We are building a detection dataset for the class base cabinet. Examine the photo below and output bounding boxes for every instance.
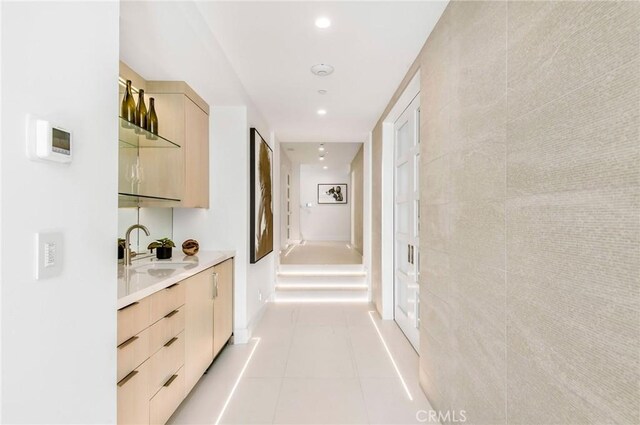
[184,268,215,394]
[117,258,234,425]
[213,259,234,358]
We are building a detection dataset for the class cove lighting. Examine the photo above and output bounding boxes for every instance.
[315,17,331,29]
[214,338,262,425]
[368,311,414,401]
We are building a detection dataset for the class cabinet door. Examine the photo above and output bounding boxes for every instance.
[183,98,209,208]
[184,268,215,395]
[213,259,234,358]
[117,359,150,425]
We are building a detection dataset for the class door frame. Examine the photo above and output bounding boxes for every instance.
[380,71,420,320]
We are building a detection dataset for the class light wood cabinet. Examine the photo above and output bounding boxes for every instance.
[184,268,215,395]
[117,360,150,425]
[117,258,234,425]
[118,62,209,208]
[146,81,210,208]
[213,259,234,358]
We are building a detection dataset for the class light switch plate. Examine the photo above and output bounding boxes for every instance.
[35,232,63,280]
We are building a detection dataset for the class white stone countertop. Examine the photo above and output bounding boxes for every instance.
[117,249,235,309]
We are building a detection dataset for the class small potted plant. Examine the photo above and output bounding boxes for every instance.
[118,238,126,260]
[147,238,175,260]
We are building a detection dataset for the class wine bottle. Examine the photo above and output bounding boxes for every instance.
[136,89,148,130]
[148,97,159,135]
[121,80,136,125]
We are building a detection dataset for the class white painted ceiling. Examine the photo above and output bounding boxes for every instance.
[196,1,448,144]
[282,142,362,166]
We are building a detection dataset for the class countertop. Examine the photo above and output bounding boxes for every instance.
[117,250,235,309]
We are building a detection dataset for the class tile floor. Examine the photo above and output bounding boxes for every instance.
[169,302,437,424]
[280,241,363,265]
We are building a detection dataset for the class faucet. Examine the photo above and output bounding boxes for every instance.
[124,224,150,266]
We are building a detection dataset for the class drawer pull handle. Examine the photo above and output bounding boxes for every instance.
[165,283,179,290]
[164,309,179,318]
[164,374,178,387]
[164,337,178,347]
[117,335,138,349]
[117,370,138,387]
[118,301,139,312]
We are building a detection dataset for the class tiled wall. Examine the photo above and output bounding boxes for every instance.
[372,1,639,423]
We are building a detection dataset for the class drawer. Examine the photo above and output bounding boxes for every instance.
[117,297,150,346]
[148,330,185,398]
[117,326,150,382]
[149,366,185,425]
[149,306,185,356]
[150,283,185,324]
[117,359,150,425]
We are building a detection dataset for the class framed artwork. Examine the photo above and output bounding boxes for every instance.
[250,128,273,263]
[318,183,348,204]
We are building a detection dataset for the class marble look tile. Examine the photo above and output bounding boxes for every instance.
[419,290,450,346]
[421,104,450,164]
[348,324,397,378]
[420,248,450,302]
[506,187,639,424]
[285,325,356,378]
[421,203,450,254]
[507,0,640,120]
[422,154,450,205]
[418,325,451,414]
[421,5,452,118]
[450,141,506,203]
[360,378,436,425]
[219,378,282,424]
[449,200,505,269]
[273,378,368,424]
[507,60,640,198]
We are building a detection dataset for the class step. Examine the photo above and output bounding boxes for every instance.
[273,289,369,303]
[276,283,368,291]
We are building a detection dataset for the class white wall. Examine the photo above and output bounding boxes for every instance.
[1,2,119,423]
[299,164,351,241]
[120,1,276,342]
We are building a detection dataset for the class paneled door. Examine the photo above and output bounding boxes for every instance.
[394,93,420,350]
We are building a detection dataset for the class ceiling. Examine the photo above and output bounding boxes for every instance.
[196,1,448,144]
[282,142,362,167]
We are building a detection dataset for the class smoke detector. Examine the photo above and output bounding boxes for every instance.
[311,64,334,77]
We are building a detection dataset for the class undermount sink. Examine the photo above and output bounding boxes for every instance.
[129,261,196,278]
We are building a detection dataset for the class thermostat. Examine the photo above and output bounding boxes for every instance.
[26,115,72,163]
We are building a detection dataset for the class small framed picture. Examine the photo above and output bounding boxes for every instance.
[318,184,348,204]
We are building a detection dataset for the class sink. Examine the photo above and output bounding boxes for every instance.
[132,262,191,272]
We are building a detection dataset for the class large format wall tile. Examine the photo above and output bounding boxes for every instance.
[420,248,450,302]
[422,203,451,254]
[421,104,450,165]
[506,187,639,423]
[421,6,452,118]
[450,200,505,269]
[451,141,506,203]
[507,0,640,120]
[508,60,640,198]
[422,154,450,205]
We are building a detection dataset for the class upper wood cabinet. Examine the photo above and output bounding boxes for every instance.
[146,82,210,208]
[118,62,210,208]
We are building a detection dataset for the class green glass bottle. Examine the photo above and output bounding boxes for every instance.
[136,89,148,130]
[121,80,136,125]
[148,97,159,135]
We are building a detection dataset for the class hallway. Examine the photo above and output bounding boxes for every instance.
[170,303,436,425]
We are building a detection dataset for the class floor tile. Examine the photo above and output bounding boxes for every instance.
[273,378,368,424]
[285,325,356,378]
[220,378,282,424]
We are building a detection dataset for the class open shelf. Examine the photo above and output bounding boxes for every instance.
[119,192,181,208]
[119,117,180,149]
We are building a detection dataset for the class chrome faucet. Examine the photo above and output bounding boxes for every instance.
[124,224,150,266]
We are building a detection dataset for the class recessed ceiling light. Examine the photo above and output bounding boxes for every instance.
[317,109,327,116]
[319,156,325,161]
[311,64,334,77]
[318,144,325,151]
[323,166,328,170]
[318,89,327,95]
[315,17,331,29]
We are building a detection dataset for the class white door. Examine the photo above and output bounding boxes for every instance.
[394,94,420,350]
